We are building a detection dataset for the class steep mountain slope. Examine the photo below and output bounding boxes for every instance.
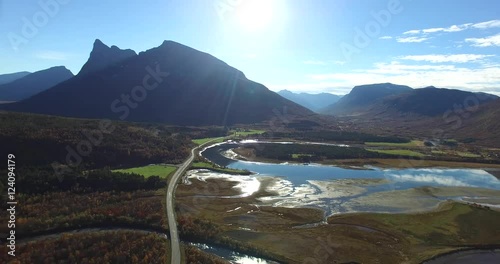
[337,88,500,147]
[278,90,342,112]
[0,67,74,101]
[78,39,137,76]
[2,40,312,125]
[455,99,500,146]
[0,71,31,85]
[322,83,412,116]
[368,87,498,117]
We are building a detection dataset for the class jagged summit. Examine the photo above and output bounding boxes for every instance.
[78,39,137,76]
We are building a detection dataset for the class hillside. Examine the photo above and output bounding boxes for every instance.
[372,87,498,116]
[0,67,74,101]
[339,91,500,147]
[2,40,312,126]
[278,90,341,112]
[322,83,412,116]
[456,99,500,147]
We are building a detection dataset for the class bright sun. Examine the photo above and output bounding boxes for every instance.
[235,0,285,33]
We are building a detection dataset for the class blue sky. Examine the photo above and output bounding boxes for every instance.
[0,0,499,95]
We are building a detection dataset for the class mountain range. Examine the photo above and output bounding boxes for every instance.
[1,40,312,125]
[322,83,498,118]
[0,71,31,85]
[321,83,413,116]
[318,83,500,146]
[278,90,342,112]
[0,39,499,146]
[0,67,74,101]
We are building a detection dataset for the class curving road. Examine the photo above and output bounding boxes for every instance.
[166,138,222,264]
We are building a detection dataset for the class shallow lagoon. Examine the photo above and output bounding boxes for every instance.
[199,142,500,215]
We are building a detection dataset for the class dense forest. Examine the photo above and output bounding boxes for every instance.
[0,112,240,263]
[0,231,170,263]
[8,167,165,195]
[0,112,222,169]
[248,143,392,161]
[0,189,167,236]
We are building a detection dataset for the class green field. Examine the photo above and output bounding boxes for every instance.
[230,129,266,136]
[365,140,424,147]
[113,165,177,178]
[367,149,425,157]
[192,137,225,145]
[455,151,481,158]
[192,130,265,145]
[291,153,313,159]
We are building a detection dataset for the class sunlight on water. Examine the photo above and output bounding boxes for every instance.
[189,243,278,264]
[187,170,261,198]
[197,142,500,215]
[233,256,272,263]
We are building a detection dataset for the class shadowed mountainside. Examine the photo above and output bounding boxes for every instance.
[78,39,137,76]
[321,83,412,115]
[2,40,313,126]
[0,67,74,101]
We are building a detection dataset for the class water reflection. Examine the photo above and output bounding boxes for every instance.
[189,242,279,264]
[186,170,261,198]
[198,142,500,215]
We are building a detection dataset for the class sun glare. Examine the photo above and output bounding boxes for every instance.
[235,0,285,33]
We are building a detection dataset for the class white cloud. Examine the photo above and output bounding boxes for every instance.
[466,34,500,47]
[401,20,500,38]
[399,54,494,63]
[305,61,500,95]
[472,19,500,29]
[423,24,472,34]
[387,173,472,187]
[403,29,421,35]
[403,23,471,35]
[379,36,393,40]
[35,51,72,61]
[396,36,429,43]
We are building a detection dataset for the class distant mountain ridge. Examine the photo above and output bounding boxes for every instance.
[372,87,498,117]
[2,40,312,125]
[0,67,74,101]
[278,90,342,112]
[78,39,137,76]
[321,83,498,118]
[0,72,31,85]
[322,83,412,116]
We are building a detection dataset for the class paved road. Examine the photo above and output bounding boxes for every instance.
[166,138,221,264]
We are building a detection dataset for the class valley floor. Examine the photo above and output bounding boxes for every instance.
[176,172,500,263]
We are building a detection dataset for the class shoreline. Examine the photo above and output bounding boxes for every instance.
[422,247,500,264]
[227,143,500,170]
